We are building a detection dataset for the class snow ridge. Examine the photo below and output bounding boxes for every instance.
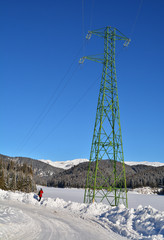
[99,204,164,239]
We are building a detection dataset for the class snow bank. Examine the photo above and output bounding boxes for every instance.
[99,204,164,239]
[0,189,164,239]
[130,187,158,195]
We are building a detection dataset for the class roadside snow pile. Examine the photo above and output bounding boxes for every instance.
[0,189,164,240]
[99,204,164,239]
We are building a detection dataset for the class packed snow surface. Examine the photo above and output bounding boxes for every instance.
[40,158,89,169]
[0,187,164,240]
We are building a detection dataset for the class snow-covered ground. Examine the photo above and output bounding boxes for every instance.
[129,187,162,195]
[0,186,164,240]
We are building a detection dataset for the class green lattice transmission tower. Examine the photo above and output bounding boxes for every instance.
[80,26,130,207]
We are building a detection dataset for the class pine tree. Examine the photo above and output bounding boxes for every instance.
[0,170,6,190]
[10,172,17,190]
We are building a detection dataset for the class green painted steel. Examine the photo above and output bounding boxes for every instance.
[82,26,130,207]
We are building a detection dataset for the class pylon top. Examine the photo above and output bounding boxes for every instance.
[86,26,130,45]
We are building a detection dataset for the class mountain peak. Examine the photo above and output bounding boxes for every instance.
[39,159,89,170]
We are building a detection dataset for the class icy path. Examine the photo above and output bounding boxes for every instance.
[0,200,122,240]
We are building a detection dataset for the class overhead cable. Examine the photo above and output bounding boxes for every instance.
[27,73,101,155]
[16,42,88,154]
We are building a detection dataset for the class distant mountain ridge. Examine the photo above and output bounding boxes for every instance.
[1,154,164,190]
[48,160,164,189]
[40,158,164,169]
[125,161,164,167]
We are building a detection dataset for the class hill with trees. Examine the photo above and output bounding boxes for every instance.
[47,160,164,190]
[1,154,164,193]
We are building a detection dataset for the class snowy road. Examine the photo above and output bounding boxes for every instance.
[0,200,122,240]
[0,188,164,240]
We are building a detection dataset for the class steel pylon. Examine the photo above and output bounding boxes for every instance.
[81,27,130,207]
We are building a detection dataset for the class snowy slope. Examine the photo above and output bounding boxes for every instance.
[125,161,164,167]
[40,158,89,169]
[0,187,164,240]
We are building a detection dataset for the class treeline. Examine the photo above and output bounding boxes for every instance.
[0,159,36,192]
[126,165,164,189]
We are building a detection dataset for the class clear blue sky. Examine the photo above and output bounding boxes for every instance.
[1,0,164,163]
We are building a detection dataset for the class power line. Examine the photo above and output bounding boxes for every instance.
[18,64,80,154]
[82,0,85,56]
[89,0,95,31]
[130,0,144,37]
[16,43,87,154]
[27,73,101,155]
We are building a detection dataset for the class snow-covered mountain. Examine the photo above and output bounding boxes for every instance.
[40,158,89,170]
[125,161,164,167]
[40,158,164,169]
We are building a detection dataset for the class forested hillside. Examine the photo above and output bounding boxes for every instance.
[0,158,36,192]
[47,160,164,189]
[0,154,64,186]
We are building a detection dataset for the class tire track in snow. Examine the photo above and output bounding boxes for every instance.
[0,200,118,240]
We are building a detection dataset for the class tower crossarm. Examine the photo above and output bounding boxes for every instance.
[79,54,104,64]
[86,27,130,45]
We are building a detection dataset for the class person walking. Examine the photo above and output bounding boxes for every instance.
[38,188,43,202]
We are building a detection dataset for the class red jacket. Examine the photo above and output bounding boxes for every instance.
[38,189,43,197]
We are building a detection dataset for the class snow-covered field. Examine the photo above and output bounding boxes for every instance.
[0,186,164,240]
